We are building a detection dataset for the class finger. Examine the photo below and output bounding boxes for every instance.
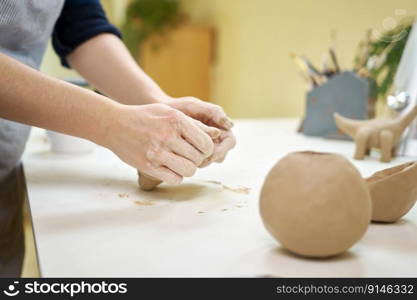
[198,131,236,168]
[159,151,197,177]
[168,138,205,165]
[137,171,162,191]
[198,157,212,168]
[217,116,234,130]
[146,166,183,185]
[212,132,236,163]
[194,120,221,139]
[206,105,234,130]
[179,117,214,157]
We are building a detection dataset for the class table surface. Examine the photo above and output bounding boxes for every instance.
[23,119,417,277]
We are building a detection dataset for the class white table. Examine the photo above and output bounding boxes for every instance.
[23,119,417,277]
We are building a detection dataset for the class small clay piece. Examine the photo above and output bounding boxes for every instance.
[366,161,417,223]
[260,151,371,258]
[138,171,162,191]
[334,104,417,162]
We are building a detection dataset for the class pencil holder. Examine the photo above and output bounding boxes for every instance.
[301,71,376,139]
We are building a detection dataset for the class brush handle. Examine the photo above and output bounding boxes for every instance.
[329,48,340,73]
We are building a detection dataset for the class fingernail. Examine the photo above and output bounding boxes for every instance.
[220,117,234,129]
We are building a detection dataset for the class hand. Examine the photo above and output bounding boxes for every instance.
[161,96,236,168]
[200,129,236,167]
[101,103,220,185]
[162,96,234,130]
[138,128,236,191]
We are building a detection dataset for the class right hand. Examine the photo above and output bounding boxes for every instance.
[101,103,220,184]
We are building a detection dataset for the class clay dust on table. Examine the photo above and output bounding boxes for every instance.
[204,180,251,194]
[134,200,154,206]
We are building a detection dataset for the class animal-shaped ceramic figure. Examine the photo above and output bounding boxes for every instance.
[334,104,417,162]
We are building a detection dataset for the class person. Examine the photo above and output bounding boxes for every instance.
[0,0,236,277]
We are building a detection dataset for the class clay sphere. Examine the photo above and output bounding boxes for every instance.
[366,161,417,223]
[260,151,372,258]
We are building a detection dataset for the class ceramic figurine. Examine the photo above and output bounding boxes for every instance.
[334,104,417,162]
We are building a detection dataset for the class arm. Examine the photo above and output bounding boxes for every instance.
[52,1,231,127]
[68,34,236,164]
[0,53,216,184]
[67,33,168,106]
[52,0,235,168]
[0,53,113,144]
[67,34,233,128]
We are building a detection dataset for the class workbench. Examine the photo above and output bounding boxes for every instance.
[22,119,417,277]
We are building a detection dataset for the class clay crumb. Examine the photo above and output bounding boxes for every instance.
[205,180,251,194]
[222,185,251,194]
[118,193,129,198]
[221,208,228,212]
[206,180,222,185]
[134,200,154,206]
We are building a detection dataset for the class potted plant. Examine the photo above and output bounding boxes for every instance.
[121,0,185,57]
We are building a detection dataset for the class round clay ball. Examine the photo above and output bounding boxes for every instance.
[260,151,371,258]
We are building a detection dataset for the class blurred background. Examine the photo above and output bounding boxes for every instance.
[41,0,417,118]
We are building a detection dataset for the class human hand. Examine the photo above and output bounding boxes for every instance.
[136,97,236,190]
[162,96,236,168]
[162,96,234,130]
[101,103,219,185]
[138,129,236,191]
[200,129,236,168]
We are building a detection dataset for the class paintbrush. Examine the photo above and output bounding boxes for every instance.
[321,53,336,77]
[300,55,322,76]
[329,29,341,73]
[290,52,328,86]
[289,52,318,86]
[356,29,372,71]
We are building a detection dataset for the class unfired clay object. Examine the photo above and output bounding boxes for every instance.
[366,161,417,223]
[334,104,417,162]
[138,171,162,191]
[260,151,372,258]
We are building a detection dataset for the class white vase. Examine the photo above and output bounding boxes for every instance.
[46,130,95,154]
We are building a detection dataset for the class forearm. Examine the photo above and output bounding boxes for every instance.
[67,33,168,105]
[0,53,117,144]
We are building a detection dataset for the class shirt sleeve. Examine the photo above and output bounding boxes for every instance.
[52,0,122,68]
